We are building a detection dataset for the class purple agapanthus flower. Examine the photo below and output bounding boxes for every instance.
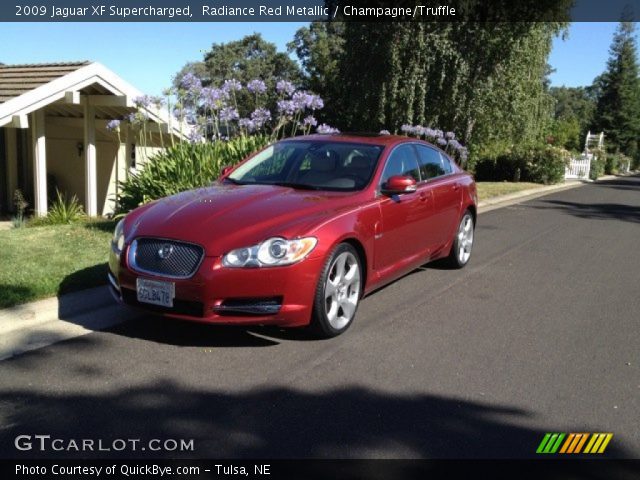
[187,129,204,144]
[448,139,462,150]
[277,99,297,116]
[302,115,318,127]
[436,138,447,146]
[316,123,340,134]
[379,130,391,135]
[201,87,227,110]
[239,118,256,132]
[400,124,415,134]
[307,94,324,110]
[222,79,242,94]
[423,127,437,138]
[445,131,456,140]
[250,108,271,127]
[276,80,295,96]
[106,119,121,131]
[219,107,239,122]
[133,95,152,109]
[179,73,202,94]
[247,79,267,94]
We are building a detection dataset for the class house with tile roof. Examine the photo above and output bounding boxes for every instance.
[0,61,183,217]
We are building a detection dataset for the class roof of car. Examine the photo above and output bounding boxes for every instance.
[286,133,412,146]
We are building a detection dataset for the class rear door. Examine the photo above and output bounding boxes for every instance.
[414,145,462,248]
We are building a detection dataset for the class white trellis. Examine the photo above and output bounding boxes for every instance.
[565,131,604,180]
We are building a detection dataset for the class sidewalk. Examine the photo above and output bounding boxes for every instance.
[0,285,136,360]
[0,173,632,361]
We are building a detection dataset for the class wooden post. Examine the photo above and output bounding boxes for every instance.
[5,128,18,211]
[84,102,97,217]
[32,110,47,217]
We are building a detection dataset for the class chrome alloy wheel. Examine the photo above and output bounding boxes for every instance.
[324,251,361,330]
[457,213,474,265]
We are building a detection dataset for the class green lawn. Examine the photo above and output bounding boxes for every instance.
[476,182,543,201]
[0,220,115,309]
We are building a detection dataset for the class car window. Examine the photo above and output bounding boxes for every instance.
[380,145,421,186]
[415,145,447,180]
[228,141,384,191]
[440,153,453,174]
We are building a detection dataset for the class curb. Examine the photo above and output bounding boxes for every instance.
[0,286,137,361]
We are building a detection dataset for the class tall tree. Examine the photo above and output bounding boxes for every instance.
[288,22,345,124]
[329,21,565,152]
[592,21,640,158]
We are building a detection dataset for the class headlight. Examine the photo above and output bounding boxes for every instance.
[112,219,125,255]
[223,237,317,268]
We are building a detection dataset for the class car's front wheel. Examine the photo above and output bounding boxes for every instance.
[311,243,362,337]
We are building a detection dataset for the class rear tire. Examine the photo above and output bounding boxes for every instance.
[310,243,362,338]
[446,210,474,268]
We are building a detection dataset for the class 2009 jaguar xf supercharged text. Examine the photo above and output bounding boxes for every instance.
[108,134,477,337]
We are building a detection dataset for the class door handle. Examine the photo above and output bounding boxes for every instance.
[452,184,460,191]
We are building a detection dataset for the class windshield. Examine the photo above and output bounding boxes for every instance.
[227,140,384,191]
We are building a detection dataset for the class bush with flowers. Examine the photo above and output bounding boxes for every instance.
[114,74,341,212]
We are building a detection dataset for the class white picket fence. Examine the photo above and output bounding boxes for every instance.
[565,154,591,180]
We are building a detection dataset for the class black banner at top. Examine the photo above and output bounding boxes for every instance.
[1,0,640,22]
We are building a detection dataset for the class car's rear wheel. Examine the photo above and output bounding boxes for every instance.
[447,210,474,268]
[311,243,362,337]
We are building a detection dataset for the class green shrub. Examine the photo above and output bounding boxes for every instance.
[117,135,271,212]
[473,145,569,184]
[604,153,632,174]
[589,156,605,180]
[29,190,85,226]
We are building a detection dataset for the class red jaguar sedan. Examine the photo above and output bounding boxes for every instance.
[109,134,477,337]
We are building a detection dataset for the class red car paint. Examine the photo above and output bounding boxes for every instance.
[108,134,477,327]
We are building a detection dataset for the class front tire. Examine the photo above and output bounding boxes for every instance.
[311,243,362,338]
[447,210,474,268]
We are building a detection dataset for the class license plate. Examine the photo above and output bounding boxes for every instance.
[136,278,175,308]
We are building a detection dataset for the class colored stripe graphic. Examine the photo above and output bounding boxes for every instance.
[583,433,614,454]
[536,433,565,454]
[538,433,613,454]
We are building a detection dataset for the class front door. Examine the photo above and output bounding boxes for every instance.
[374,144,432,276]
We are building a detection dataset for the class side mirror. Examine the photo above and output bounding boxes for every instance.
[381,175,417,195]
[219,165,234,179]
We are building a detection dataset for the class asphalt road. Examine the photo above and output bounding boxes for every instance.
[0,176,638,460]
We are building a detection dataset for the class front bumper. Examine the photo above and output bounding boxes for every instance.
[108,244,323,327]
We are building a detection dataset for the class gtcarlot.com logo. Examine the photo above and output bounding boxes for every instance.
[14,435,195,452]
[536,432,613,454]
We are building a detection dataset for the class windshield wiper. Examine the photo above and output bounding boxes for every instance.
[270,181,321,190]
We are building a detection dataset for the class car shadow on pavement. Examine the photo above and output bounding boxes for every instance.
[0,377,636,468]
[105,316,283,347]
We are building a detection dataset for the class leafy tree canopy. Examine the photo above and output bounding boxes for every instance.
[592,21,640,158]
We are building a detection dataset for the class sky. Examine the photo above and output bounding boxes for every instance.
[0,22,631,96]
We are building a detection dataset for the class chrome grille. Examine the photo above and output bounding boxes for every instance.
[129,238,204,278]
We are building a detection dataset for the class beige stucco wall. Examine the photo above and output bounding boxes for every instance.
[45,120,164,215]
[2,118,172,216]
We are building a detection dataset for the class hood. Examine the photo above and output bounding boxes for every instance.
[125,184,361,256]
